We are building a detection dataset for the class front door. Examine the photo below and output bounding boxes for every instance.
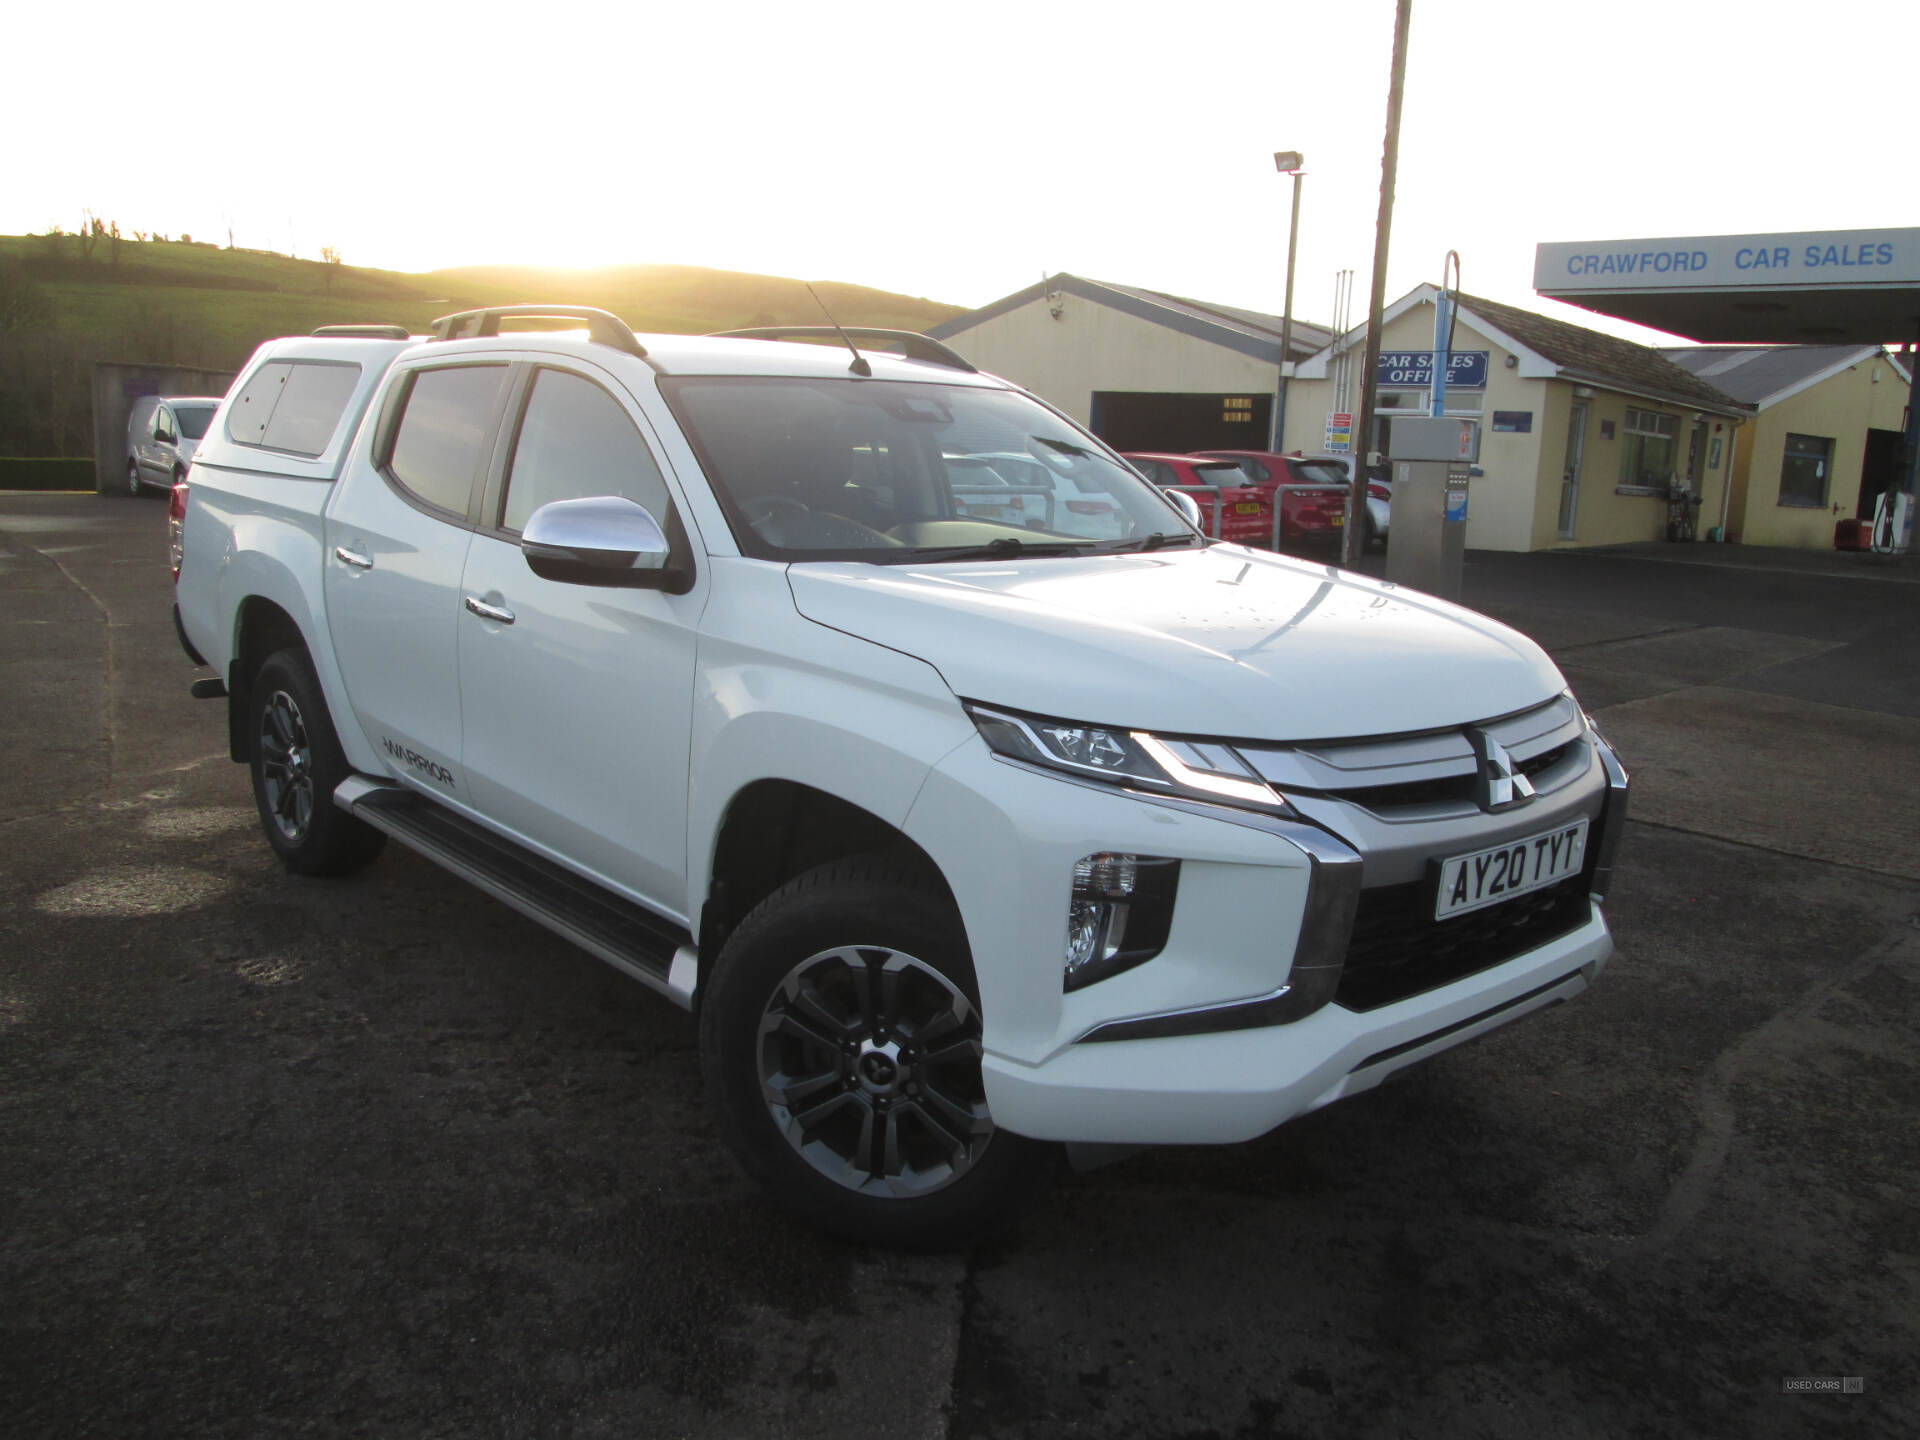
[324,361,512,798]
[1558,401,1588,539]
[455,362,702,915]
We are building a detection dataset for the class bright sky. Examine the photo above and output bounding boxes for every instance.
[8,0,1915,345]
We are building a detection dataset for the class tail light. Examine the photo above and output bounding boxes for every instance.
[168,481,188,581]
[1066,500,1112,514]
[1368,483,1390,502]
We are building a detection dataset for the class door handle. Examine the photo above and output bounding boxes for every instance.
[465,595,515,625]
[334,545,373,569]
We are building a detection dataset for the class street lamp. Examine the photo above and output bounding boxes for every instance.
[1271,151,1304,453]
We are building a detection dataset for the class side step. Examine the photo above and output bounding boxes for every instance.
[335,777,698,1009]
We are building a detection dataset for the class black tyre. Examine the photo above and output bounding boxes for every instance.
[699,857,1056,1248]
[248,649,386,876]
[126,461,144,497]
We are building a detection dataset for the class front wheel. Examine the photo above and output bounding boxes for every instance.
[126,461,144,497]
[699,858,1056,1247]
[248,649,386,876]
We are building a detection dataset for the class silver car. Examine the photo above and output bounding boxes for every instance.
[127,396,221,496]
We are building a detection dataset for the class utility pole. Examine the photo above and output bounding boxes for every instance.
[1347,0,1414,569]
[1271,152,1305,452]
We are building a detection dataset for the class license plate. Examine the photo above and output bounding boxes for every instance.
[1435,819,1589,920]
[1235,502,1262,515]
[1329,513,1344,526]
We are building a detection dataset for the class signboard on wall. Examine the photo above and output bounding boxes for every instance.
[1324,411,1352,452]
[1375,351,1489,388]
[1491,411,1533,433]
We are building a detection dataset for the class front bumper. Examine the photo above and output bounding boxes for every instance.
[982,905,1609,1144]
[905,713,1629,1149]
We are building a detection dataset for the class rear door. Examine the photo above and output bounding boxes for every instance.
[454,360,703,913]
[324,360,514,800]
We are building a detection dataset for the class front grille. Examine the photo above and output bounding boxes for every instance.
[1334,872,1592,1012]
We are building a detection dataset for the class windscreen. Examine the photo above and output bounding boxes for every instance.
[661,377,1197,561]
[173,405,216,440]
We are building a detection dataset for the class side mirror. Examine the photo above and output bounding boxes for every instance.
[520,496,686,590]
[1168,489,1204,530]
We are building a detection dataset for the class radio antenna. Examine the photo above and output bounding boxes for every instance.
[805,283,871,377]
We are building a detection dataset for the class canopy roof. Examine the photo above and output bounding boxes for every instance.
[1535,229,1920,344]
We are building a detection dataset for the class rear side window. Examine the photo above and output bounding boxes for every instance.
[224,360,363,457]
[499,369,673,533]
[386,365,510,517]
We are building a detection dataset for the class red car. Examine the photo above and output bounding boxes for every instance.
[1193,450,1361,550]
[1120,453,1273,545]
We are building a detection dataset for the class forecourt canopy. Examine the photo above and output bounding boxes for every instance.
[1534,228,1920,344]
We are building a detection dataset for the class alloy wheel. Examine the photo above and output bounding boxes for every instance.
[258,690,315,841]
[757,945,993,1198]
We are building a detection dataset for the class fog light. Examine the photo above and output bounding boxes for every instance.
[1064,853,1179,992]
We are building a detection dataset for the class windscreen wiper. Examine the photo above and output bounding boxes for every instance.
[883,535,1100,563]
[1097,531,1204,554]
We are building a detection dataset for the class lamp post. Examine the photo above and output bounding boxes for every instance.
[1271,151,1304,454]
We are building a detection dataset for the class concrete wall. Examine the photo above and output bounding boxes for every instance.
[936,292,1279,427]
[1732,352,1910,548]
[91,363,237,496]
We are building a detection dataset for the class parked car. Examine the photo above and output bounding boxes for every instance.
[126,395,221,496]
[173,309,1627,1246]
[1120,453,1268,543]
[1290,452,1394,549]
[945,449,1128,540]
[1193,450,1374,552]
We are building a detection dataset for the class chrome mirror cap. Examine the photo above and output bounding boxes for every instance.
[521,496,670,572]
[1168,490,1204,531]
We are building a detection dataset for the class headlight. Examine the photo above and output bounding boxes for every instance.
[965,703,1292,816]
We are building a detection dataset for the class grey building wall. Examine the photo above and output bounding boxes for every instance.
[92,363,237,495]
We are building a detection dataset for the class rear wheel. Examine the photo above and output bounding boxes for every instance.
[699,858,1056,1247]
[248,649,386,876]
[126,461,144,497]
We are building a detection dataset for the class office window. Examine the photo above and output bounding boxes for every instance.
[1619,407,1677,490]
[1777,433,1833,508]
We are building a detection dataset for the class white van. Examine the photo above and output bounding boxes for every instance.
[126,396,222,496]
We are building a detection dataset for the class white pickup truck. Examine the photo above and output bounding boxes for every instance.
[173,306,1628,1245]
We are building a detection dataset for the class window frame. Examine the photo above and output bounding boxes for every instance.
[1776,432,1835,510]
[482,362,679,542]
[1616,406,1680,496]
[373,360,516,529]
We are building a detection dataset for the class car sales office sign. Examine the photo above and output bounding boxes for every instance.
[1376,351,1489,388]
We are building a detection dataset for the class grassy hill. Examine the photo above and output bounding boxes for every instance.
[0,233,964,366]
[0,234,968,457]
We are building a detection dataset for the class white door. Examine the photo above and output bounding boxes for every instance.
[455,364,702,913]
[324,362,512,797]
[1558,401,1588,540]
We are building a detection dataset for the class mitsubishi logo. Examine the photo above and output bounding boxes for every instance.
[1467,730,1536,812]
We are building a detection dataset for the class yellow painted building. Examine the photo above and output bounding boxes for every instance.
[1661,346,1912,547]
[1287,287,1753,550]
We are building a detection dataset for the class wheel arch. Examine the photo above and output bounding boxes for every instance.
[697,778,960,981]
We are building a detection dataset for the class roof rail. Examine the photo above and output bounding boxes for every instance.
[430,305,649,360]
[708,326,976,373]
[311,324,411,340]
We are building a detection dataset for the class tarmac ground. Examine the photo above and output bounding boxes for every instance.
[3,492,1916,1438]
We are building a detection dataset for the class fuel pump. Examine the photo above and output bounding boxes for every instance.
[1382,416,1481,601]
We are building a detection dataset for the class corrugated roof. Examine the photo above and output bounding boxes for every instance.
[928,272,1329,364]
[1657,344,1878,406]
[1453,291,1748,413]
[1091,280,1334,354]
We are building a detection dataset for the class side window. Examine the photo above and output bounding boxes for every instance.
[386,365,510,517]
[226,363,292,446]
[224,360,365,457]
[154,407,174,442]
[261,363,361,457]
[499,369,673,534]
